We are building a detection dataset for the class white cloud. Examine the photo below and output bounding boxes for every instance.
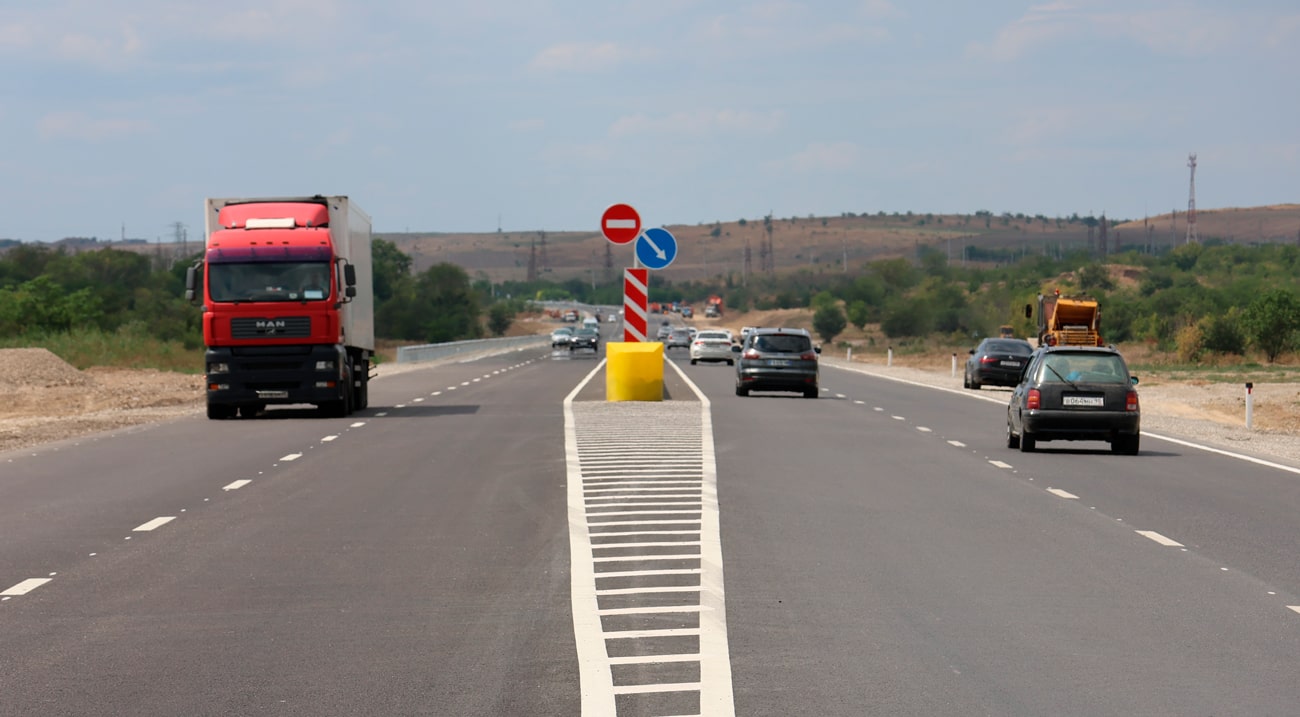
[970,1,1263,61]
[529,42,645,73]
[38,111,152,141]
[510,118,545,132]
[860,0,903,20]
[608,110,785,138]
[786,142,863,172]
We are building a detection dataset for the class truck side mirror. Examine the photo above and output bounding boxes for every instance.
[344,264,357,287]
[345,286,357,298]
[184,265,198,303]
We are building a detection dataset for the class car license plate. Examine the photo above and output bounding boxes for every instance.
[1000,360,1021,368]
[768,359,791,367]
[256,390,289,399]
[1063,395,1104,407]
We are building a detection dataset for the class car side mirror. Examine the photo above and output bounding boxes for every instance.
[1130,376,1139,385]
[731,344,741,353]
[814,346,821,354]
[968,348,976,355]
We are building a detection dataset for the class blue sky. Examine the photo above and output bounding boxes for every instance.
[1,0,1296,241]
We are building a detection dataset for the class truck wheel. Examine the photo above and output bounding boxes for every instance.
[207,403,235,420]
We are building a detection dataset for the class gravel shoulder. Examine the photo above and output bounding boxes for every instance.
[3,347,1298,469]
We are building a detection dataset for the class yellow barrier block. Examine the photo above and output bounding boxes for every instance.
[605,342,664,402]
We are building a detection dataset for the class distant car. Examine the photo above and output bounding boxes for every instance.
[965,338,1034,389]
[607,314,617,323]
[570,327,599,351]
[656,322,673,341]
[1006,345,1141,455]
[550,327,573,348]
[690,330,735,365]
[734,327,820,398]
[681,306,694,318]
[666,327,692,349]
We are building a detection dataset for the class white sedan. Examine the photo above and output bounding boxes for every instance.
[689,330,736,365]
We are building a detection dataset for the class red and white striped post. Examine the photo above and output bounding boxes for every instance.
[623,268,648,342]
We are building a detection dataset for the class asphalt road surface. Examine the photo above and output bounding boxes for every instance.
[3,328,1299,716]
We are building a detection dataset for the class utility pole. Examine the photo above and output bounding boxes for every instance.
[1186,153,1199,244]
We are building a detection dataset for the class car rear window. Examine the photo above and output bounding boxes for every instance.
[753,334,811,353]
[1039,353,1128,383]
[986,340,1032,354]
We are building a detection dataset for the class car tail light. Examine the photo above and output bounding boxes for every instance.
[1126,390,1139,412]
[980,356,998,364]
[800,351,817,361]
[743,349,761,359]
[693,341,703,347]
[1027,388,1041,410]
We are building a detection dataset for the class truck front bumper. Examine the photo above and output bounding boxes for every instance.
[205,344,347,407]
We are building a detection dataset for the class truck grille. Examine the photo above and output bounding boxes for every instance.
[231,316,312,339]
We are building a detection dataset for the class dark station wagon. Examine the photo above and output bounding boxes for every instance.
[734,328,820,398]
[1006,346,1141,454]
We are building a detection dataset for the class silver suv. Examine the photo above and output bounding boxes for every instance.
[734,327,820,398]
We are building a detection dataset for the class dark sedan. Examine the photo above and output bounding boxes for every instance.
[965,338,1034,389]
[569,327,599,351]
[1006,346,1141,455]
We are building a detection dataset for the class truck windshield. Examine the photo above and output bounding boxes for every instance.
[208,262,331,303]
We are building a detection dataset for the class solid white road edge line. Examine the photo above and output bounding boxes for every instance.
[827,361,1300,475]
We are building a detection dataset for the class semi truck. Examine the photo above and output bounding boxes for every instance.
[185,195,374,419]
[1033,290,1103,347]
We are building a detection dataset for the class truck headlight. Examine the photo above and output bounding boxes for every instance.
[315,360,335,371]
[207,362,230,374]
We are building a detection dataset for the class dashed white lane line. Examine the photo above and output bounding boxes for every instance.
[835,393,846,399]
[1136,530,1184,547]
[1047,488,1079,499]
[222,480,252,491]
[989,460,1014,469]
[917,426,932,433]
[280,453,303,461]
[1288,606,1300,615]
[473,378,482,383]
[431,391,442,396]
[947,440,966,447]
[2,578,52,597]
[376,412,389,417]
[447,387,457,391]
[133,516,176,532]
[413,397,425,402]
[460,381,471,386]
[891,415,905,421]
[349,421,366,428]
[395,404,407,408]
[853,400,865,405]
[322,435,339,442]
[873,407,883,412]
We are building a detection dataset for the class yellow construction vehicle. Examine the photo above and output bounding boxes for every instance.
[1030,289,1103,347]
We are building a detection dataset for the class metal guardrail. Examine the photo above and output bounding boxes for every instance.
[395,334,550,364]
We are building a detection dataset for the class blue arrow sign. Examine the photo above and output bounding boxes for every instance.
[636,227,678,270]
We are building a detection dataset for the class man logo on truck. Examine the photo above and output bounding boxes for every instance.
[256,320,288,329]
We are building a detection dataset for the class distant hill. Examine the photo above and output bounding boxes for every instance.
[52,205,1300,283]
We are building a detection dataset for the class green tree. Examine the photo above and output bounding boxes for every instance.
[372,238,413,304]
[1077,263,1114,292]
[812,305,846,343]
[846,300,870,330]
[880,298,933,338]
[1199,308,1246,355]
[487,302,513,336]
[810,291,836,311]
[1242,289,1300,362]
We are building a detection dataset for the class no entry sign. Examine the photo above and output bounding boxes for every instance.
[601,204,641,245]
